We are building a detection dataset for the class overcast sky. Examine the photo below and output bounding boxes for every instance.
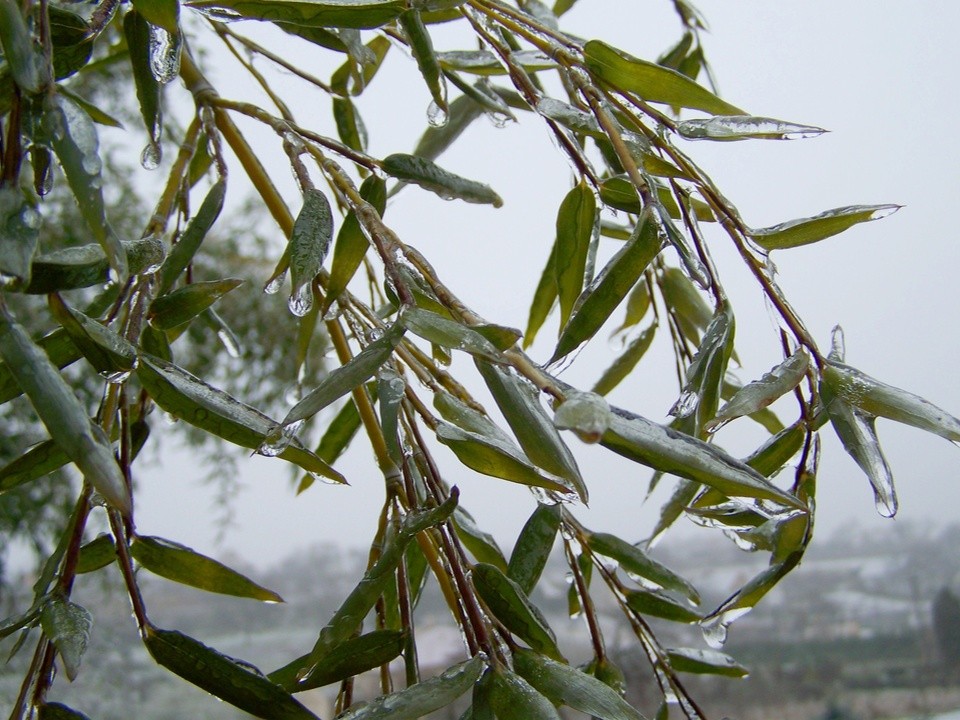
[126,1,960,570]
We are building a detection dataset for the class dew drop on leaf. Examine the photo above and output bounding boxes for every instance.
[287,284,314,317]
[141,142,161,170]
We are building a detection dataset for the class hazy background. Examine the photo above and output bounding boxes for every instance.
[127,2,960,570]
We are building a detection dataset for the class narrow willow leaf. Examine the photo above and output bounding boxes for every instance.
[623,587,701,623]
[377,367,405,464]
[598,177,714,221]
[185,0,404,28]
[38,703,92,720]
[444,72,514,121]
[330,34,390,95]
[382,153,502,207]
[332,96,367,153]
[745,422,807,477]
[453,506,508,571]
[144,626,317,720]
[552,210,661,362]
[76,534,116,574]
[474,323,522,351]
[23,236,165,294]
[555,180,597,328]
[0,187,41,289]
[476,360,585,499]
[592,324,656,396]
[0,0,42,92]
[678,115,825,141]
[148,278,243,330]
[437,49,556,76]
[708,351,809,432]
[671,304,735,436]
[131,0,180,32]
[315,385,377,465]
[399,9,446,114]
[507,503,561,595]
[323,175,386,314]
[601,406,804,509]
[131,535,284,602]
[554,391,613,444]
[666,647,748,677]
[124,10,162,162]
[435,421,572,494]
[136,354,344,483]
[513,648,645,720]
[468,668,496,720]
[433,390,512,442]
[820,381,897,517]
[660,266,711,338]
[269,630,406,692]
[472,563,563,661]
[44,94,127,280]
[281,322,404,427]
[338,656,484,720]
[0,309,130,514]
[524,243,557,349]
[413,92,484,162]
[750,204,901,251]
[613,280,651,335]
[647,478,699,544]
[288,189,334,317]
[400,306,501,361]
[489,668,562,720]
[823,360,960,442]
[158,179,227,294]
[586,531,699,603]
[584,40,744,115]
[48,294,136,375]
[40,598,92,681]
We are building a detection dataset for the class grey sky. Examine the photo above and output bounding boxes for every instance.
[130,2,960,569]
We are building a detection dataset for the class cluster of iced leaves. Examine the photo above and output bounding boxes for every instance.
[2,0,959,719]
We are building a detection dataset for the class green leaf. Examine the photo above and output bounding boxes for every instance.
[136,354,344,483]
[677,115,825,141]
[184,0,405,28]
[623,587,701,623]
[38,703,93,720]
[40,597,92,681]
[48,293,137,375]
[281,322,404,427]
[382,153,502,207]
[400,306,502,361]
[124,10,162,162]
[22,236,165,295]
[399,9,446,115]
[338,656,484,720]
[143,626,317,720]
[0,187,41,289]
[555,180,597,328]
[524,243,557,349]
[131,0,180,32]
[435,421,573,494]
[330,34,390,95]
[453,506,508,571]
[0,0,42,92]
[749,204,901,251]
[584,40,744,115]
[552,210,661,362]
[472,563,563,661]
[0,308,131,514]
[513,648,646,720]
[159,179,227,294]
[745,421,807,477]
[288,189,334,317]
[592,324,656,396]
[413,92,484,162]
[601,406,804,509]
[659,266,711,339]
[269,630,406,692]
[148,278,243,330]
[489,667,562,720]
[476,359,585,499]
[666,647,748,678]
[332,96,367,153]
[76,534,116,574]
[323,175,385,313]
[131,535,284,602]
[44,93,127,280]
[708,350,809,432]
[507,503,561,594]
[377,367,405,464]
[586,531,699,603]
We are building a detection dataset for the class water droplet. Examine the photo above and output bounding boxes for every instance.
[669,390,700,419]
[700,608,750,648]
[141,142,161,170]
[263,273,285,295]
[258,420,303,457]
[216,329,242,359]
[869,205,901,220]
[427,100,448,128]
[163,412,180,425]
[322,301,341,322]
[367,328,384,342]
[486,111,511,129]
[306,470,341,487]
[829,325,845,362]
[148,25,181,84]
[287,284,313,317]
[100,369,132,384]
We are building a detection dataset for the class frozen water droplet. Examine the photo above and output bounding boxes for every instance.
[486,111,511,129]
[141,142,161,170]
[307,470,340,486]
[829,325,845,362]
[701,608,750,648]
[868,205,901,220]
[263,273,285,295]
[367,328,384,342]
[163,412,180,425]
[287,284,313,317]
[216,329,242,359]
[148,25,181,84]
[554,391,612,443]
[258,420,303,457]
[322,301,341,322]
[669,390,700,419]
[107,266,121,284]
[100,369,132,384]
[427,100,448,128]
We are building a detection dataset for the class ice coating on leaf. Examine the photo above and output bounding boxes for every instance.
[677,115,826,141]
[554,391,612,443]
[750,204,901,251]
[707,349,809,432]
[39,598,92,681]
[666,647,748,677]
[829,325,845,362]
[148,24,181,84]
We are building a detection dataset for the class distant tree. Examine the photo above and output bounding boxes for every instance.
[3,1,960,719]
[933,586,960,669]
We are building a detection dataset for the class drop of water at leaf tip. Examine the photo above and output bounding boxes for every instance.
[426,100,449,128]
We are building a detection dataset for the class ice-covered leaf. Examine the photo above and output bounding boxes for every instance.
[40,597,92,681]
[184,0,405,28]
[131,0,180,32]
[555,180,597,328]
[750,204,901,251]
[382,153,502,207]
[399,9,446,116]
[76,534,117,574]
[554,390,612,444]
[288,189,333,317]
[124,10,162,164]
[489,668,562,720]
[623,587,701,624]
[666,647,748,677]
[671,304,735,436]
[158,179,227,293]
[512,648,645,720]
[507,503,561,594]
[22,236,164,294]
[584,40,744,115]
[48,294,136,375]
[437,49,555,76]
[524,244,557,349]
[269,630,405,692]
[131,535,284,602]
[586,531,699,603]
[677,115,825,141]
[592,324,656,396]
[453,506,508,570]
[401,307,501,361]
[0,187,41,289]
[413,92,484,162]
[0,0,42,92]
[708,351,808,431]
[148,278,243,330]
